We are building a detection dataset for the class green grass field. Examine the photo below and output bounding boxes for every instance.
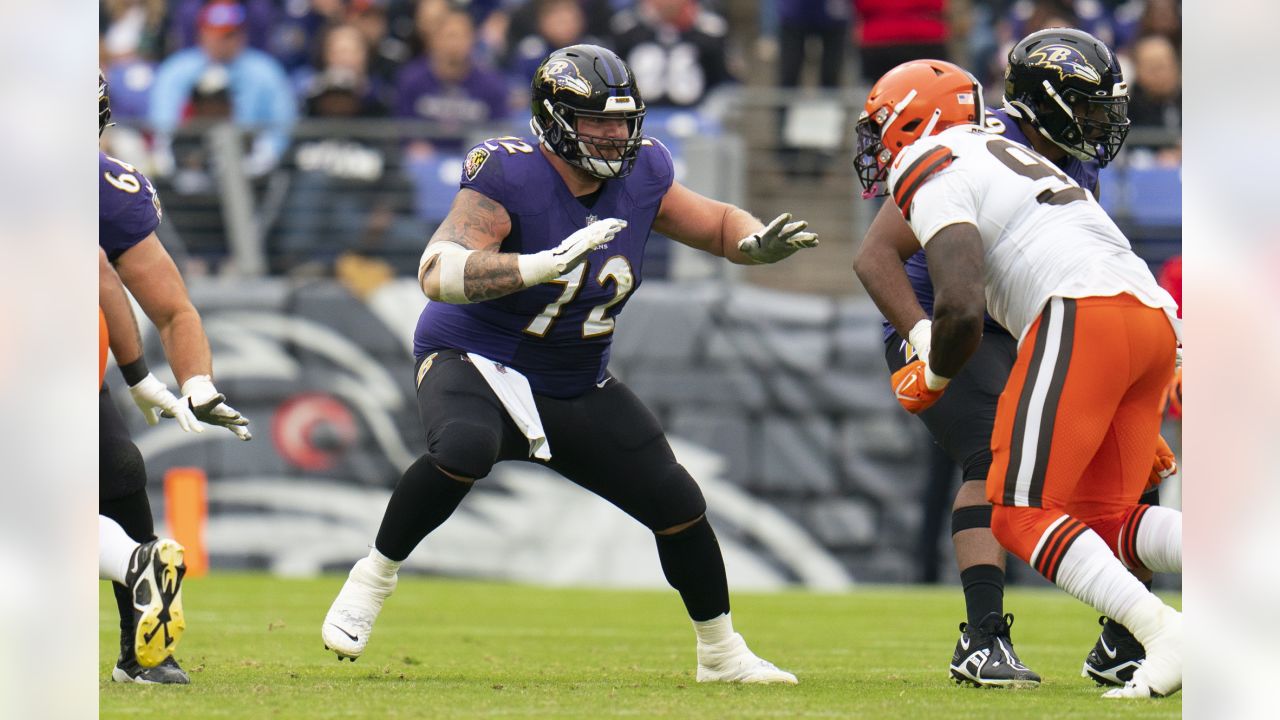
[99,574,1180,719]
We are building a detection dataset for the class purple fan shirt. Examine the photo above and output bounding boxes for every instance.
[414,136,675,398]
[394,60,509,139]
[99,152,162,260]
[883,107,1101,341]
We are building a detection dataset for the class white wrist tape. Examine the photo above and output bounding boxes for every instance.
[419,242,473,303]
[923,365,950,391]
[907,318,933,365]
[517,251,559,288]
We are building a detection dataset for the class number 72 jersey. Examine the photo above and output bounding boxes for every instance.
[414,135,676,399]
[888,124,1178,343]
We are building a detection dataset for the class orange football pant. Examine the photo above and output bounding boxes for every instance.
[99,305,109,388]
[985,294,1176,578]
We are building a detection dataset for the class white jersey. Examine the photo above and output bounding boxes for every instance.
[888,124,1180,343]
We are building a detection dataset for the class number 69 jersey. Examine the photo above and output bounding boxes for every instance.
[413,135,675,399]
[889,125,1179,344]
[99,151,162,260]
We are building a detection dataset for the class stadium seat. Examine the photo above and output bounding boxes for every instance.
[406,155,464,224]
[1126,167,1182,228]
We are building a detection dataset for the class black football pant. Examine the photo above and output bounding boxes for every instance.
[374,349,729,621]
[99,385,156,644]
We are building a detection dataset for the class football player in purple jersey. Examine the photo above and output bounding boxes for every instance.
[852,29,1161,688]
[99,70,251,684]
[323,44,817,684]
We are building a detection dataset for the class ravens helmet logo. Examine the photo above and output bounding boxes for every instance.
[537,59,593,98]
[1026,45,1103,85]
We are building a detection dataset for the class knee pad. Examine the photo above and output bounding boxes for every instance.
[646,463,707,532]
[99,438,147,501]
[430,421,502,480]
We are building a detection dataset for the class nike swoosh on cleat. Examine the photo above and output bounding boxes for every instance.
[1099,636,1118,659]
[328,624,359,642]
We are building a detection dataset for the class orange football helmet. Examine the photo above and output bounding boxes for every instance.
[855,59,984,197]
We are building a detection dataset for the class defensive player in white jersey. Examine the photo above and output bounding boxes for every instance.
[855,60,1182,699]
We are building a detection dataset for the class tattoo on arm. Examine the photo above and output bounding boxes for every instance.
[462,252,525,302]
[422,189,525,302]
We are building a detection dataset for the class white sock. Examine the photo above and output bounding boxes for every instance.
[693,613,735,645]
[99,515,139,584]
[1053,527,1166,639]
[364,547,401,582]
[1133,506,1181,573]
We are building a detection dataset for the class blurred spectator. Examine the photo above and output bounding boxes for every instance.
[1127,34,1180,131]
[275,81,423,273]
[777,0,849,89]
[852,0,949,84]
[169,0,279,54]
[267,0,348,76]
[301,23,390,117]
[611,0,736,108]
[1114,0,1180,54]
[100,0,169,61]
[505,0,602,85]
[394,3,509,151]
[350,0,414,89]
[506,0,616,59]
[149,0,298,177]
[1004,0,1112,46]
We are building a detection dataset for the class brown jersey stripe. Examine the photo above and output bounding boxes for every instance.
[1032,516,1074,576]
[1002,304,1054,505]
[1024,298,1077,507]
[1121,504,1151,568]
[1044,522,1089,583]
[892,147,954,219]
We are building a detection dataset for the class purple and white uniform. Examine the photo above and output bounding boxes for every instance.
[99,152,163,260]
[414,136,674,398]
[883,108,1101,341]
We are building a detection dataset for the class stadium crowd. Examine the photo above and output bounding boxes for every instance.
[101,0,1180,170]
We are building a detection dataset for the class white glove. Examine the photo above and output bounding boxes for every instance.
[129,373,202,433]
[907,318,932,367]
[736,213,819,264]
[166,375,252,440]
[518,218,627,286]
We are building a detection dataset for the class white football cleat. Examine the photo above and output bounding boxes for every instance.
[1103,606,1181,699]
[696,633,798,684]
[321,557,397,661]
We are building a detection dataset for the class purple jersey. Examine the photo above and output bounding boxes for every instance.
[394,60,508,140]
[884,108,1101,341]
[99,152,162,261]
[414,136,675,398]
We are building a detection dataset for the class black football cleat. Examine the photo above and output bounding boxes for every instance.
[1083,616,1146,686]
[124,538,187,668]
[112,651,191,684]
[949,612,1042,688]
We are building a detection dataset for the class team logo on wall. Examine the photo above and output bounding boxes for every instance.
[538,59,593,97]
[1026,44,1102,84]
[463,147,490,181]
